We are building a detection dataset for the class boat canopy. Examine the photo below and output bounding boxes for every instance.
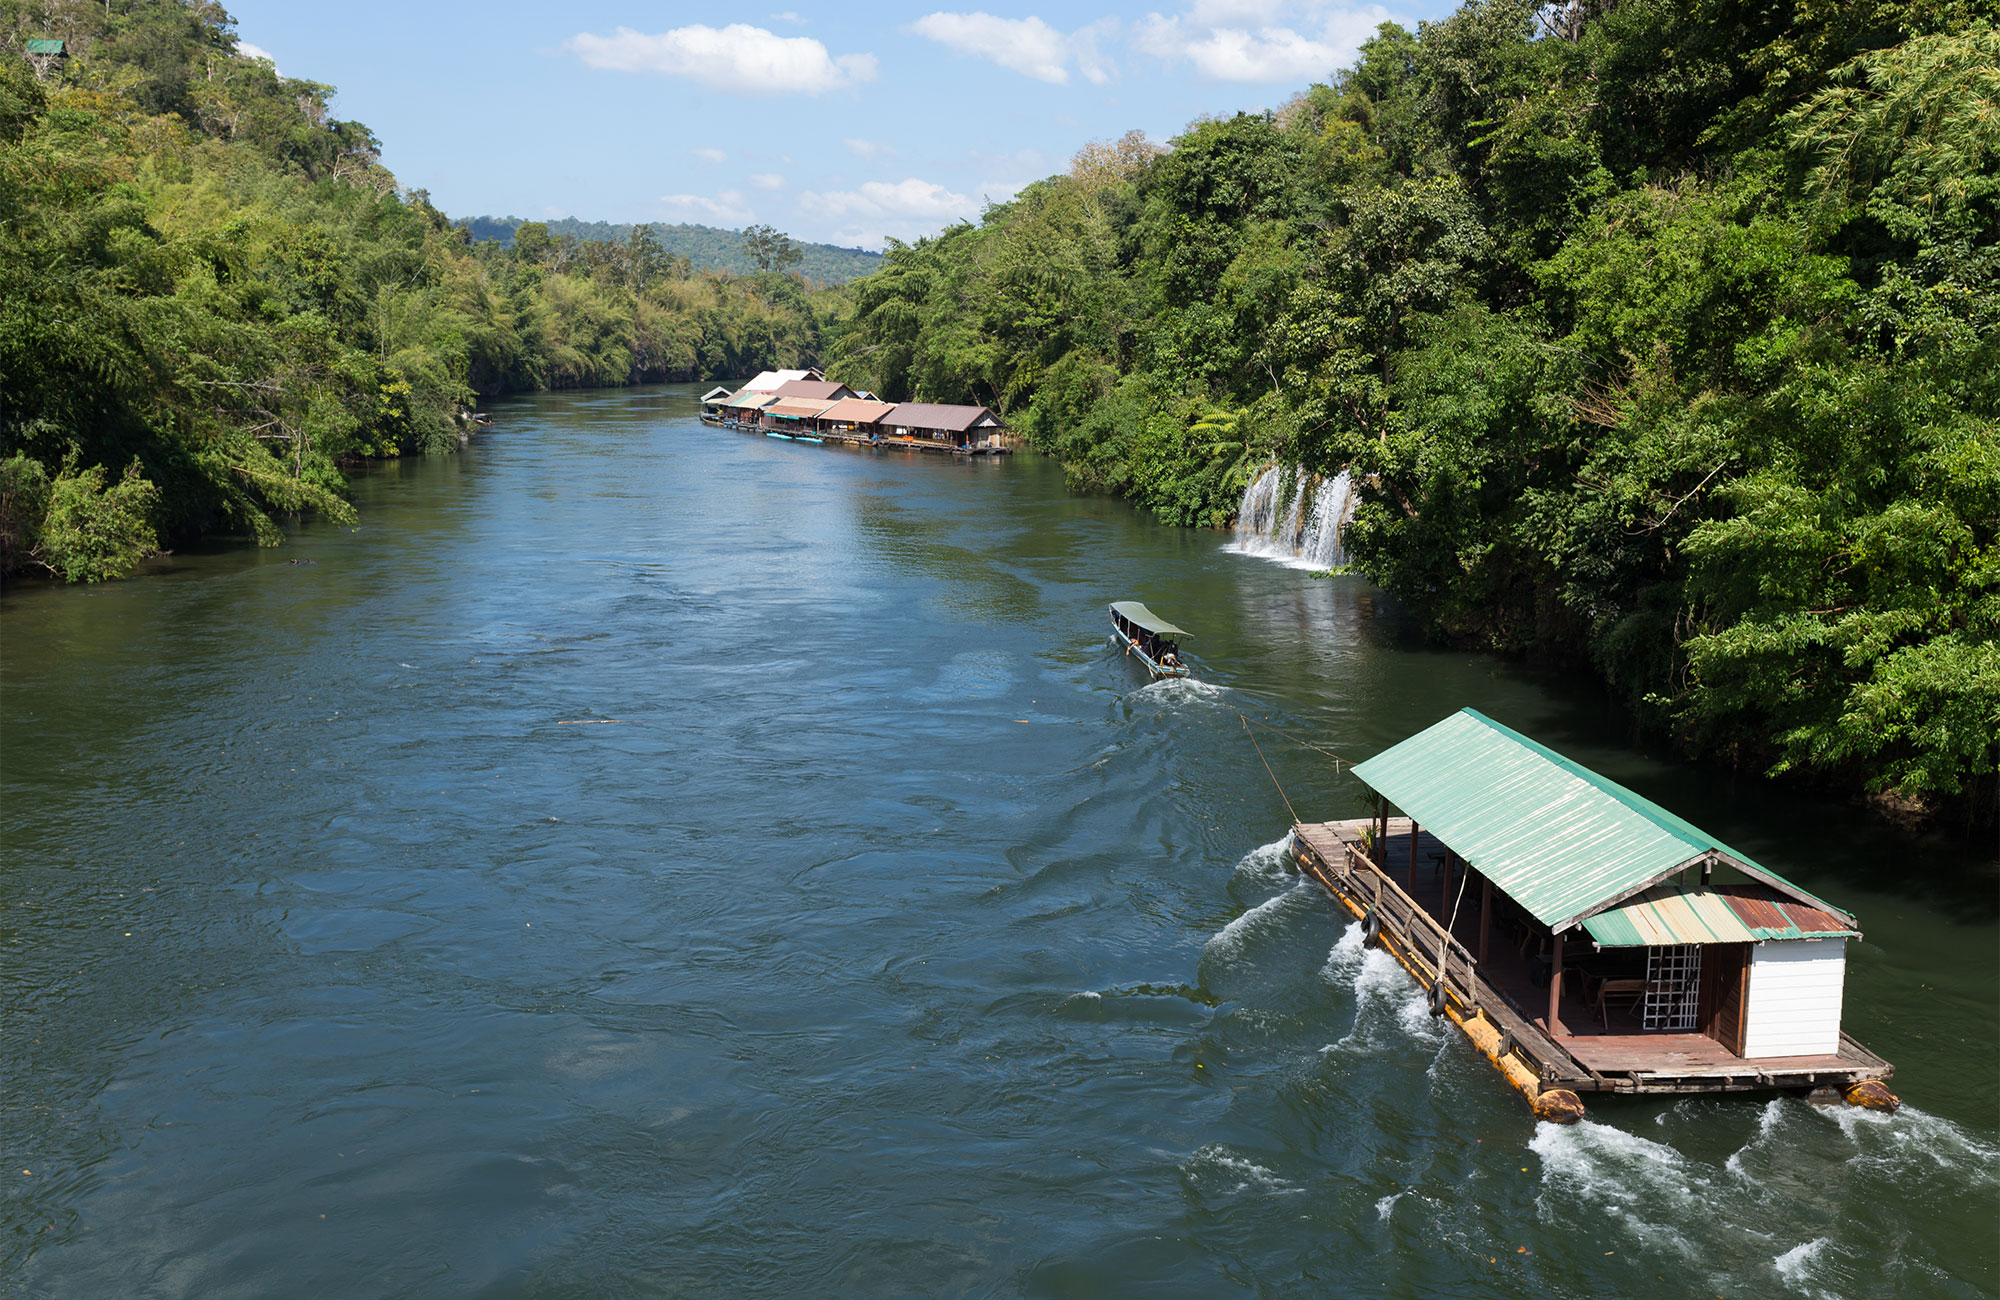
[1110,601,1192,638]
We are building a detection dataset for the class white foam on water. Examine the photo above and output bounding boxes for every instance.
[1320,923,1444,1052]
[1773,1237,1834,1295]
[1375,1191,1404,1221]
[1529,1100,1993,1294]
[1232,834,1296,885]
[1183,1144,1305,1198]
[1819,1101,2000,1188]
[1204,878,1315,963]
[1320,920,1367,982]
[1528,1119,1708,1261]
[1726,1097,1789,1178]
[1133,675,1226,705]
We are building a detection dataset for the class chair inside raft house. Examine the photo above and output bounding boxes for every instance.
[1594,978,1651,1027]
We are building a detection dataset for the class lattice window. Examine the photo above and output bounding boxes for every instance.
[1644,944,1702,1031]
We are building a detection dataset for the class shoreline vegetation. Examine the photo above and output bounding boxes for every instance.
[2,0,1993,826]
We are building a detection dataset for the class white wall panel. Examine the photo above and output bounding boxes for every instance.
[1740,938,1846,1058]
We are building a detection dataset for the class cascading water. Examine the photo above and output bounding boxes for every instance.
[1227,464,1355,569]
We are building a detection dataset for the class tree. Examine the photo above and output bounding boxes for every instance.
[741,224,802,273]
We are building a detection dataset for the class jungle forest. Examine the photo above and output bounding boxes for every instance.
[1,0,1995,824]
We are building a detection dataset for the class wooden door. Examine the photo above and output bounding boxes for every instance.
[1702,943,1752,1055]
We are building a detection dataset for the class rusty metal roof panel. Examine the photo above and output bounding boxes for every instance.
[1583,883,1860,947]
[1582,887,1758,947]
[1350,709,1858,933]
[1719,887,1859,940]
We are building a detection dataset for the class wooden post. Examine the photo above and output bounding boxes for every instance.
[1440,853,1451,919]
[1548,930,1566,1037]
[1478,876,1492,965]
[1408,819,1419,890]
[1376,796,1387,862]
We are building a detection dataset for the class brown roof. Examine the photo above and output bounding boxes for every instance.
[765,398,838,419]
[772,380,854,401]
[888,403,1003,433]
[815,398,898,425]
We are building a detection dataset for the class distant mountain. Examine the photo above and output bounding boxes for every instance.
[464,217,884,285]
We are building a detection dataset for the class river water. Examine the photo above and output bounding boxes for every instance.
[4,384,1995,1297]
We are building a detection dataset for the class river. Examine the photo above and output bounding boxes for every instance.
[3,384,1994,1297]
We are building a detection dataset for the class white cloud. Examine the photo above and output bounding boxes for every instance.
[236,40,278,73]
[800,177,981,246]
[749,172,787,190]
[910,12,1119,85]
[1135,2,1389,83]
[565,24,878,94]
[658,189,755,225]
[843,137,893,159]
[770,10,806,22]
[693,147,727,164]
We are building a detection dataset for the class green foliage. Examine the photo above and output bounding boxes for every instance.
[827,5,2000,817]
[465,215,883,285]
[0,0,830,581]
[1,454,160,581]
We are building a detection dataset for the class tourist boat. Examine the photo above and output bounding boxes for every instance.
[1287,708,1897,1123]
[1109,601,1191,679]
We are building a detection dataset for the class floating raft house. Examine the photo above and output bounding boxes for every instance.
[1290,708,1897,1122]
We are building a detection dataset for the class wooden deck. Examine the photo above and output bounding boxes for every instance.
[1292,819,1893,1097]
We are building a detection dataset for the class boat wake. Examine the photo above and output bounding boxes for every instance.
[1132,675,1224,705]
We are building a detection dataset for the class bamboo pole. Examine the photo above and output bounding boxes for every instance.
[1548,931,1566,1036]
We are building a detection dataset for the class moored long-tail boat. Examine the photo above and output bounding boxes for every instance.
[1109,601,1191,679]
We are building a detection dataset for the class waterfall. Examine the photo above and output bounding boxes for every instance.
[1228,465,1355,570]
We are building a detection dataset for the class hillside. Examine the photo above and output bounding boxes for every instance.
[464,216,883,285]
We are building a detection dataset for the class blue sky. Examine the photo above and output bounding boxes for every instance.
[227,1,1457,249]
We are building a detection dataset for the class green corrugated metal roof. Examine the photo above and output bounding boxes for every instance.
[25,38,65,54]
[1350,709,1852,933]
[1109,602,1190,638]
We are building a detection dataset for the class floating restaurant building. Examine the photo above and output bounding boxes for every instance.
[883,403,1008,451]
[1290,708,1896,1121]
[703,367,1012,454]
[812,397,899,435]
